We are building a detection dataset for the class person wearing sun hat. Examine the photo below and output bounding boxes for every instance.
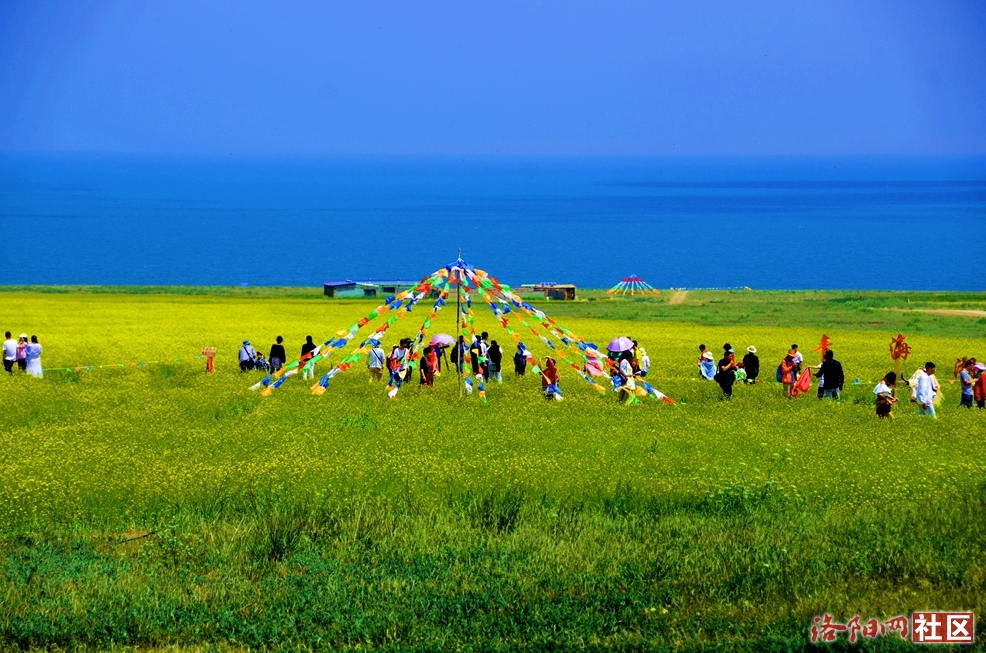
[238,340,256,372]
[16,334,28,372]
[742,345,760,384]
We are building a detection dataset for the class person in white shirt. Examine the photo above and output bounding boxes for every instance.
[25,335,42,378]
[478,332,490,380]
[368,344,386,383]
[3,332,17,374]
[874,372,898,418]
[617,351,637,403]
[915,362,937,418]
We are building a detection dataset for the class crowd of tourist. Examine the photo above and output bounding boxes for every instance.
[2,331,42,378]
[693,340,986,419]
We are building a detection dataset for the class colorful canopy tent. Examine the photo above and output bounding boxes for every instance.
[250,258,676,405]
[606,275,660,296]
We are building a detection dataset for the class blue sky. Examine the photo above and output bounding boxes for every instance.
[1,1,984,156]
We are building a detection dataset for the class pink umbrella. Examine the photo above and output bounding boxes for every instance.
[607,337,634,353]
[429,333,455,346]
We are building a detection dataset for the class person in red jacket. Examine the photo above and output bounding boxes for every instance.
[542,357,561,401]
[974,363,986,409]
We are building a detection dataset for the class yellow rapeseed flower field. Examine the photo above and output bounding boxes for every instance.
[1,291,982,527]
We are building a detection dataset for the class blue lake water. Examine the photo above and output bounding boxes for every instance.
[1,154,984,290]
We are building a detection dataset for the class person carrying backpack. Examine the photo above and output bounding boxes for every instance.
[238,340,256,372]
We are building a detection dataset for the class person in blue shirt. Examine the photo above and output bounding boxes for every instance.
[959,359,974,408]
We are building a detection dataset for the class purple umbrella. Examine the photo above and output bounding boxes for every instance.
[607,337,634,353]
[430,333,455,346]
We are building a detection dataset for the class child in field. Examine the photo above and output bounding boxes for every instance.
[874,372,898,418]
[698,344,715,380]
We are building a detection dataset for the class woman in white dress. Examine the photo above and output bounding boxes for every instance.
[25,335,42,378]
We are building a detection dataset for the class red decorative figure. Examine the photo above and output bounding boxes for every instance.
[814,334,833,360]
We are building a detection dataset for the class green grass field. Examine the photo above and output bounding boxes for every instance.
[1,288,984,651]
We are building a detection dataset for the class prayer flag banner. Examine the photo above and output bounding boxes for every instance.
[247,257,676,406]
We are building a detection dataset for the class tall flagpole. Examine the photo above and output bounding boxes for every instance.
[456,248,462,398]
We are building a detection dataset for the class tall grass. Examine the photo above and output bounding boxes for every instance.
[2,484,982,651]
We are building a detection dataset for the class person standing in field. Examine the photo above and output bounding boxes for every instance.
[25,336,42,378]
[742,346,759,384]
[3,332,16,374]
[488,340,503,382]
[419,346,435,386]
[639,348,650,377]
[715,347,737,399]
[542,357,561,400]
[395,339,411,383]
[514,343,528,376]
[367,342,386,382]
[469,336,482,376]
[269,336,286,372]
[815,350,844,399]
[300,336,316,361]
[617,350,637,403]
[434,344,447,375]
[300,335,317,379]
[450,336,464,374]
[780,351,796,398]
[974,363,986,409]
[479,332,491,380]
[698,344,716,380]
[16,334,27,372]
[874,372,898,418]
[427,346,439,380]
[387,345,401,386]
[959,359,975,408]
[238,340,256,372]
[915,362,938,417]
